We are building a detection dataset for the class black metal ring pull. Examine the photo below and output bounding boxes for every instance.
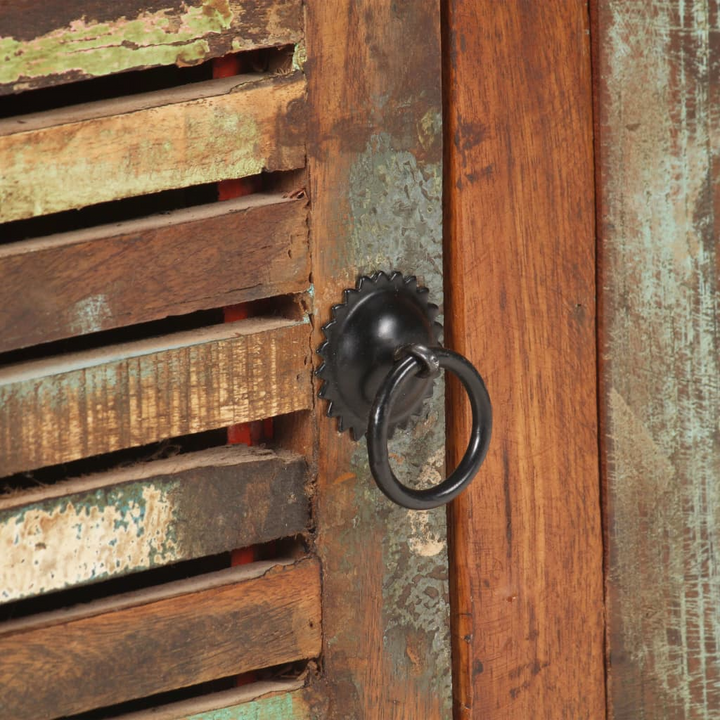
[317,271,493,510]
[368,345,492,510]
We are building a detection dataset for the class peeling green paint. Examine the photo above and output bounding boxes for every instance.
[182,691,315,720]
[292,40,307,72]
[0,0,303,93]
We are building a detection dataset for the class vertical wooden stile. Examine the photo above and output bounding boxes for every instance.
[305,2,453,716]
[443,1,606,717]
[595,1,720,717]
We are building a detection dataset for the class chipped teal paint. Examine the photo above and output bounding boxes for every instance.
[70,294,111,336]
[347,134,452,711]
[184,691,313,720]
[348,133,443,295]
[600,1,720,717]
[0,480,179,602]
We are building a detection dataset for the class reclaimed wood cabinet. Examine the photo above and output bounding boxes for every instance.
[3,1,715,719]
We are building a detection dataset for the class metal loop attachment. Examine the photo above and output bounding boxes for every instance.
[367,344,493,510]
[395,344,441,379]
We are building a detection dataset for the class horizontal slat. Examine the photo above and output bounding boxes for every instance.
[0,0,303,95]
[0,194,309,352]
[0,73,306,222]
[0,558,322,720]
[0,445,309,603]
[119,681,319,720]
[0,317,311,475]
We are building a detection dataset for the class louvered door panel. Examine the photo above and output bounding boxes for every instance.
[0,2,451,718]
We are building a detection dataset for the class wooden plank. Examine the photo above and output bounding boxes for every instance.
[596,2,720,717]
[0,194,309,352]
[304,3,452,718]
[443,1,605,718]
[0,445,309,603]
[0,0,303,95]
[0,558,322,720]
[118,681,324,720]
[0,318,311,475]
[0,73,306,222]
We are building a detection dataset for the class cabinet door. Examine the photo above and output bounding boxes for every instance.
[0,2,452,719]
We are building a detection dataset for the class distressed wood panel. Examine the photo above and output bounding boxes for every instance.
[305,2,451,718]
[0,318,311,475]
[444,1,605,717]
[119,681,323,719]
[0,194,309,352]
[0,0,303,95]
[0,446,309,602]
[596,1,720,717]
[0,558,322,720]
[0,73,306,222]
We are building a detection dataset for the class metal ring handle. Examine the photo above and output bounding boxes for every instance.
[367,345,493,510]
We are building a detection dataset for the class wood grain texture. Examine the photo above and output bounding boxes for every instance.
[0,0,303,94]
[0,318,311,475]
[0,194,309,352]
[596,2,720,717]
[0,558,322,720]
[0,73,306,222]
[443,1,605,717]
[305,2,452,718]
[0,445,309,602]
[118,681,322,720]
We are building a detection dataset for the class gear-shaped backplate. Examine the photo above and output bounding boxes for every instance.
[317,271,443,440]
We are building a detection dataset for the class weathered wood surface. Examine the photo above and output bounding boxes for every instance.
[0,446,309,602]
[0,73,306,222]
[119,681,323,720]
[0,558,322,720]
[0,318,311,475]
[0,0,303,95]
[444,1,605,717]
[305,2,452,717]
[596,2,720,717]
[0,194,309,352]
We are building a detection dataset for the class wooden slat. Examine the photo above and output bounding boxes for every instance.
[444,1,605,718]
[0,318,311,475]
[596,1,720,717]
[118,681,324,720]
[0,558,322,720]
[0,0,303,95]
[0,73,306,222]
[0,445,309,603]
[0,194,309,352]
[305,2,452,718]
